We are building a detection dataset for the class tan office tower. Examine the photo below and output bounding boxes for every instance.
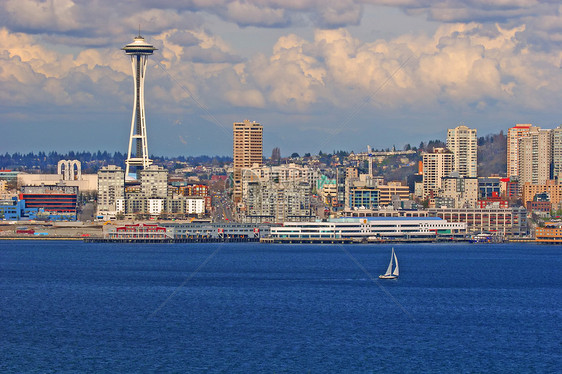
[233,120,263,203]
[507,124,533,179]
[447,125,478,177]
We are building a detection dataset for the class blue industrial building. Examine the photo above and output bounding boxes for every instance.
[0,197,76,221]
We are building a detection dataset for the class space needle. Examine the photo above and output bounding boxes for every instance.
[122,33,157,178]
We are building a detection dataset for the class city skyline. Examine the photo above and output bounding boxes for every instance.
[0,1,561,157]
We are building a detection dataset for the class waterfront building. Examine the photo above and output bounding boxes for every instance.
[233,120,263,203]
[341,207,429,218]
[161,222,274,240]
[122,34,157,178]
[507,124,532,179]
[447,125,477,177]
[269,217,466,240]
[105,223,172,240]
[97,165,125,220]
[148,198,165,216]
[535,223,562,243]
[123,195,206,218]
[20,185,78,220]
[184,198,206,215]
[428,207,528,237]
[518,127,552,186]
[0,198,39,221]
[422,148,454,198]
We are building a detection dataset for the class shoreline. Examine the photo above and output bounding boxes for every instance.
[0,236,539,244]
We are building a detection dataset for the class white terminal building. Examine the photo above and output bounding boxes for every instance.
[270,217,466,240]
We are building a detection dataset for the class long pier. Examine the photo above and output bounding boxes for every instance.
[1,236,530,244]
[260,237,471,244]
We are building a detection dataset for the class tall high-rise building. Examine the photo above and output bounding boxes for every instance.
[97,165,125,218]
[507,124,533,179]
[422,148,454,198]
[140,165,168,198]
[122,34,157,178]
[518,127,552,186]
[552,125,562,181]
[233,120,263,203]
[447,125,477,177]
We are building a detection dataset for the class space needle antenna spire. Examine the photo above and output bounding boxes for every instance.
[122,32,157,178]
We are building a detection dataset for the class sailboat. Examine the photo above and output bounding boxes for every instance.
[379,248,399,279]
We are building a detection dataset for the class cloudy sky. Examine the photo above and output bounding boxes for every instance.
[1,1,561,157]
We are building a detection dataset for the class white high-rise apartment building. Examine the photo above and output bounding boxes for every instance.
[518,127,552,186]
[507,124,533,179]
[447,125,477,177]
[97,165,125,219]
[422,148,454,198]
[140,165,168,198]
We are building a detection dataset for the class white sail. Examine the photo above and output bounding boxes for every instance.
[384,249,394,276]
[379,248,399,279]
[392,251,399,276]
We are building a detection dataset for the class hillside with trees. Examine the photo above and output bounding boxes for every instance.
[477,131,507,177]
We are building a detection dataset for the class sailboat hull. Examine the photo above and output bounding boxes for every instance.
[378,275,397,279]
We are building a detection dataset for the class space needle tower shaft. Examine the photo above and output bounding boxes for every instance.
[122,34,157,178]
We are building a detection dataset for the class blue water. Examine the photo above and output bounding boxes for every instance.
[1,241,560,373]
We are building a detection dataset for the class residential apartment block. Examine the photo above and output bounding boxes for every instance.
[447,125,477,177]
[518,127,552,186]
[422,148,454,198]
[97,165,125,219]
[507,124,532,179]
[240,164,316,223]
